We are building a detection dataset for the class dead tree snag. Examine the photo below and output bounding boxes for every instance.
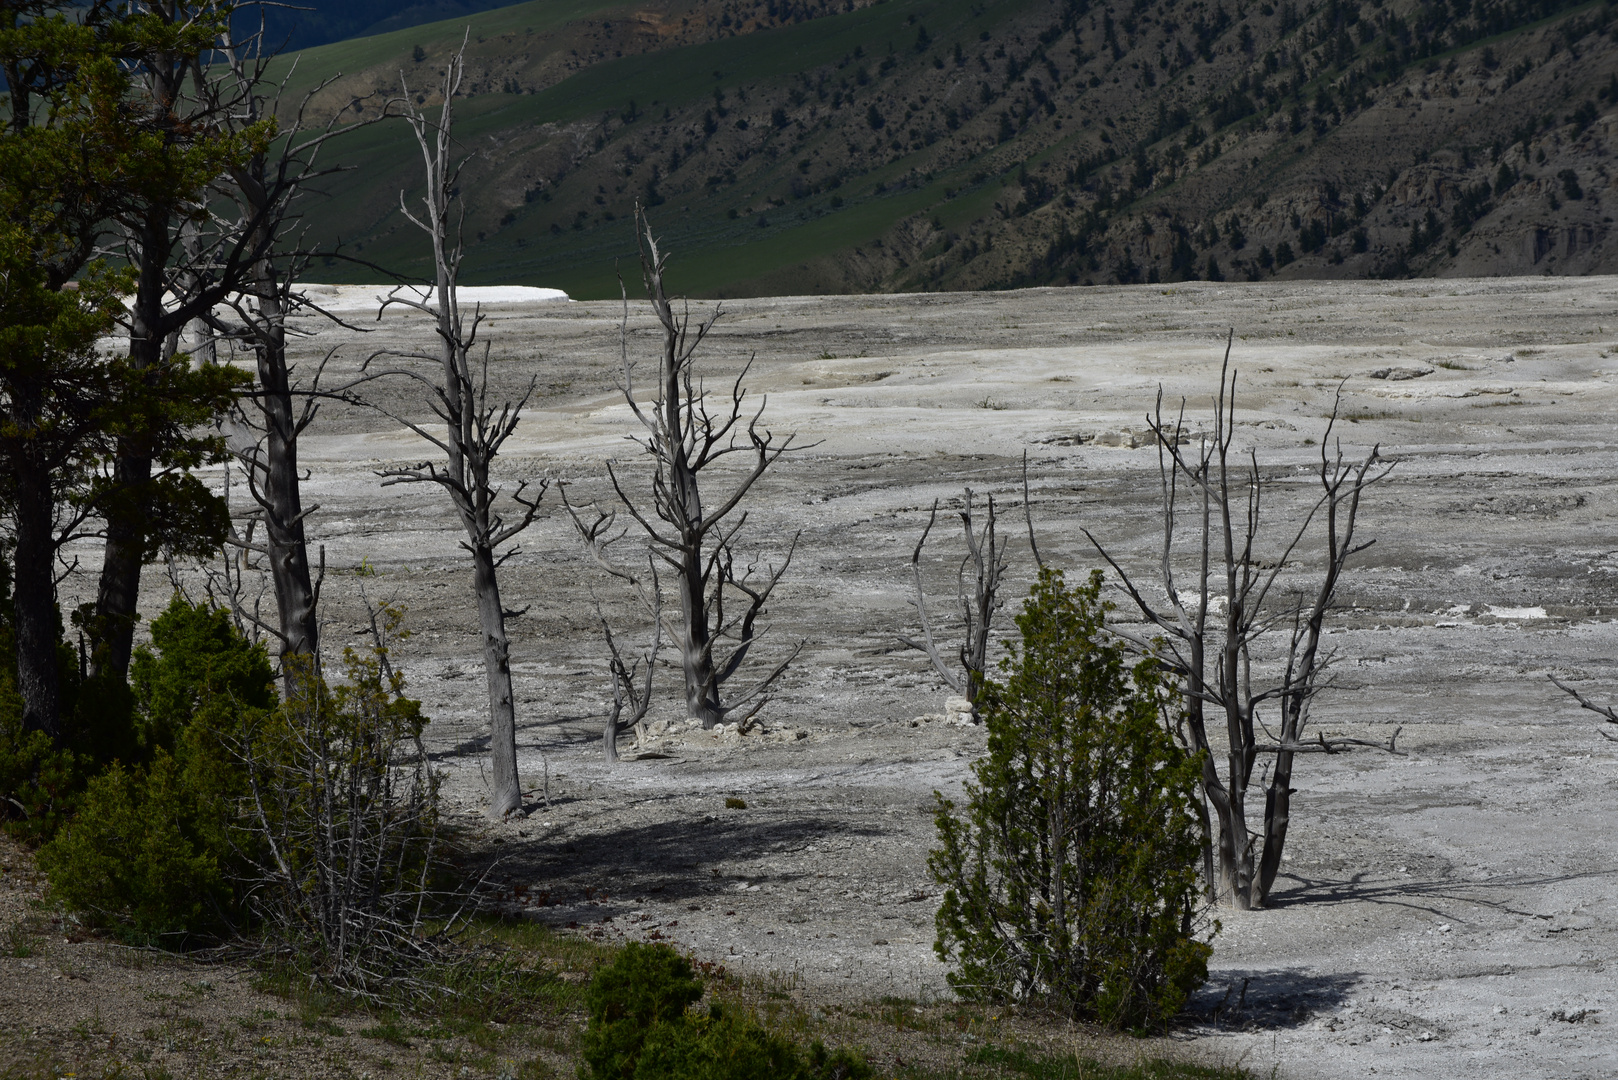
[900,490,1009,720]
[570,211,802,730]
[365,43,545,819]
[1087,332,1396,909]
[208,29,392,676]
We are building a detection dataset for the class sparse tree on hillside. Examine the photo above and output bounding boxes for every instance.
[1088,334,1396,910]
[365,42,545,819]
[566,211,802,730]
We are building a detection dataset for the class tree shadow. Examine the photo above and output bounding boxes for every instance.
[1263,866,1618,921]
[1185,967,1362,1031]
[428,712,604,764]
[473,811,883,914]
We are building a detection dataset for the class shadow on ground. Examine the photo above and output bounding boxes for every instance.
[1186,968,1363,1031]
[471,811,886,912]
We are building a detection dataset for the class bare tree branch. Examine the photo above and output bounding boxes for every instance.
[576,209,806,729]
[1088,331,1394,910]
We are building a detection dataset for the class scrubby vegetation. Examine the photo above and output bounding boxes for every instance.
[582,941,873,1080]
[930,570,1211,1029]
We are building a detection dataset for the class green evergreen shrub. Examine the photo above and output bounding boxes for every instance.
[580,942,871,1080]
[0,571,87,842]
[633,1006,861,1080]
[582,942,707,1079]
[929,568,1212,1029]
[0,716,80,844]
[130,594,277,754]
[37,595,275,935]
[37,751,226,935]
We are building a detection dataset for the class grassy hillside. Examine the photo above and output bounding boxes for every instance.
[261,0,531,52]
[285,0,1618,297]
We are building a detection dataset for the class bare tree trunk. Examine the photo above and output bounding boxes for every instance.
[571,212,801,731]
[600,600,658,764]
[203,24,397,674]
[368,42,545,818]
[13,464,61,740]
[900,490,1008,720]
[249,260,321,665]
[472,542,520,818]
[1088,334,1394,909]
[677,543,722,726]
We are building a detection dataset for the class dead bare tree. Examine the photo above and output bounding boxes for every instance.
[205,22,396,676]
[569,211,802,730]
[596,576,662,764]
[1548,677,1618,742]
[1086,333,1396,910]
[362,43,546,819]
[899,490,1009,720]
[563,489,668,758]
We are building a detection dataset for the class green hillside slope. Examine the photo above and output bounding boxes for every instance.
[286,0,1618,297]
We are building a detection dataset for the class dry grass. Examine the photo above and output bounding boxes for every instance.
[0,833,1241,1080]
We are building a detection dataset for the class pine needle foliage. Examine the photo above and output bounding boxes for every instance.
[580,941,872,1080]
[930,568,1211,1028]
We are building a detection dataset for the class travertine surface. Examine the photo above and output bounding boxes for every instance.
[61,275,1618,1079]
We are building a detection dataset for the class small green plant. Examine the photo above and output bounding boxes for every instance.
[580,942,871,1080]
[360,1018,412,1046]
[581,942,706,1078]
[0,719,80,844]
[930,568,1211,1029]
[5,921,34,958]
[724,797,748,810]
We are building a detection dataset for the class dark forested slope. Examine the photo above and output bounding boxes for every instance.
[286,0,1618,296]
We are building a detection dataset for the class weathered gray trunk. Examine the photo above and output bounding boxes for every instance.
[654,280,725,728]
[1256,747,1295,906]
[676,542,722,727]
[248,259,320,669]
[472,541,521,818]
[384,50,542,820]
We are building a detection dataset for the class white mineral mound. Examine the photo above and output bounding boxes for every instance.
[298,283,570,313]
